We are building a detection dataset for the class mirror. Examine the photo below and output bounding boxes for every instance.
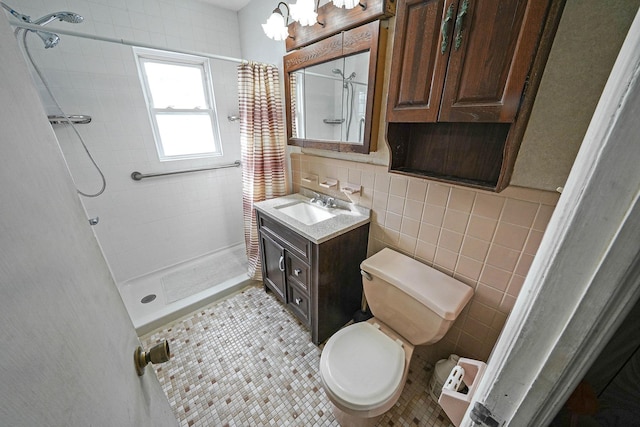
[284,21,386,154]
[290,52,370,144]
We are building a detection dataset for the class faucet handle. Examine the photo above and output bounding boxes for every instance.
[326,197,336,208]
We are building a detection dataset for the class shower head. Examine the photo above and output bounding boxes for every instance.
[331,69,356,82]
[33,11,84,26]
[35,31,60,49]
[10,7,84,48]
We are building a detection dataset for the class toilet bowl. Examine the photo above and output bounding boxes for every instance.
[319,248,473,426]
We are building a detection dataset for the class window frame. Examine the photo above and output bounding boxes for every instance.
[133,47,223,161]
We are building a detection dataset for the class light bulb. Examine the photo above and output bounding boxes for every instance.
[290,0,318,27]
[262,9,289,41]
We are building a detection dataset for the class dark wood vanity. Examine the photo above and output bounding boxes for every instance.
[256,203,369,345]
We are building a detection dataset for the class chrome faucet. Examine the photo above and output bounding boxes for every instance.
[309,192,336,208]
[310,192,325,206]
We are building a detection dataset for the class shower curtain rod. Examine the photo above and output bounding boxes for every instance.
[11,21,246,64]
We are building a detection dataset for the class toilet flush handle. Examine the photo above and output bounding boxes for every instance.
[360,270,372,281]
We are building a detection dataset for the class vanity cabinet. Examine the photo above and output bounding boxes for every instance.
[257,211,369,345]
[385,0,562,191]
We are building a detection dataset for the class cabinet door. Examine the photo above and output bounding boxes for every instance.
[260,233,287,302]
[386,0,452,122]
[438,0,549,122]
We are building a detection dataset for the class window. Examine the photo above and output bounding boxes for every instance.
[134,48,223,161]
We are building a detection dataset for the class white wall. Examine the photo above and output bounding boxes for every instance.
[238,0,286,67]
[511,0,640,191]
[0,15,175,426]
[15,0,246,282]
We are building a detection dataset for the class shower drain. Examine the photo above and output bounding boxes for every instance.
[140,294,157,304]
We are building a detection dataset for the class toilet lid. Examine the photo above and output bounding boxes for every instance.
[320,322,405,411]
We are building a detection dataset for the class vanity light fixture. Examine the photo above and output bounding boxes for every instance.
[264,0,325,40]
[262,2,291,41]
[332,0,367,9]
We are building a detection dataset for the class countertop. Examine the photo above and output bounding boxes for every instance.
[254,193,370,244]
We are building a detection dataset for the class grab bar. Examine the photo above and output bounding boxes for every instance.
[131,160,241,181]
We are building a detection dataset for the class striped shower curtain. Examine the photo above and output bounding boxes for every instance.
[238,62,287,281]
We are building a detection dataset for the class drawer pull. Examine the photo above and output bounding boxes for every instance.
[279,255,285,272]
[295,297,303,305]
[294,268,302,276]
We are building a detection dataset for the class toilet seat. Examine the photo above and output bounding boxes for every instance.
[320,322,405,411]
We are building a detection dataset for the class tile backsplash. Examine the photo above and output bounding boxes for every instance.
[291,153,559,361]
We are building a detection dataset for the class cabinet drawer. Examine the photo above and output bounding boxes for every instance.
[286,253,310,293]
[287,283,310,326]
[258,213,312,262]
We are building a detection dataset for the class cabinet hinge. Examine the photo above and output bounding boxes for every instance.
[470,402,504,427]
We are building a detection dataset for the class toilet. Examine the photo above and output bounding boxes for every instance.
[319,248,474,426]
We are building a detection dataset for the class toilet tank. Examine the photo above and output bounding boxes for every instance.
[360,248,473,345]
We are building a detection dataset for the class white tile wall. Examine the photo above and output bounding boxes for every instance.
[16,0,245,282]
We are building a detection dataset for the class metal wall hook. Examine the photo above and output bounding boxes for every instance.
[134,340,170,376]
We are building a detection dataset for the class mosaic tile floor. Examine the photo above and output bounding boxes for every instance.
[142,285,455,427]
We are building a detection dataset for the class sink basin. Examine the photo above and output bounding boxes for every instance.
[276,201,336,225]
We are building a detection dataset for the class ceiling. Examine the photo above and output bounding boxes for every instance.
[196,0,253,12]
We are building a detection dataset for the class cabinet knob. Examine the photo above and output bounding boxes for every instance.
[295,297,303,305]
[294,268,302,276]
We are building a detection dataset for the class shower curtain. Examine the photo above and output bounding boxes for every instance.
[238,62,287,281]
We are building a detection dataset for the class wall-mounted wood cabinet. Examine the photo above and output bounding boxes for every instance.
[386,0,564,191]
